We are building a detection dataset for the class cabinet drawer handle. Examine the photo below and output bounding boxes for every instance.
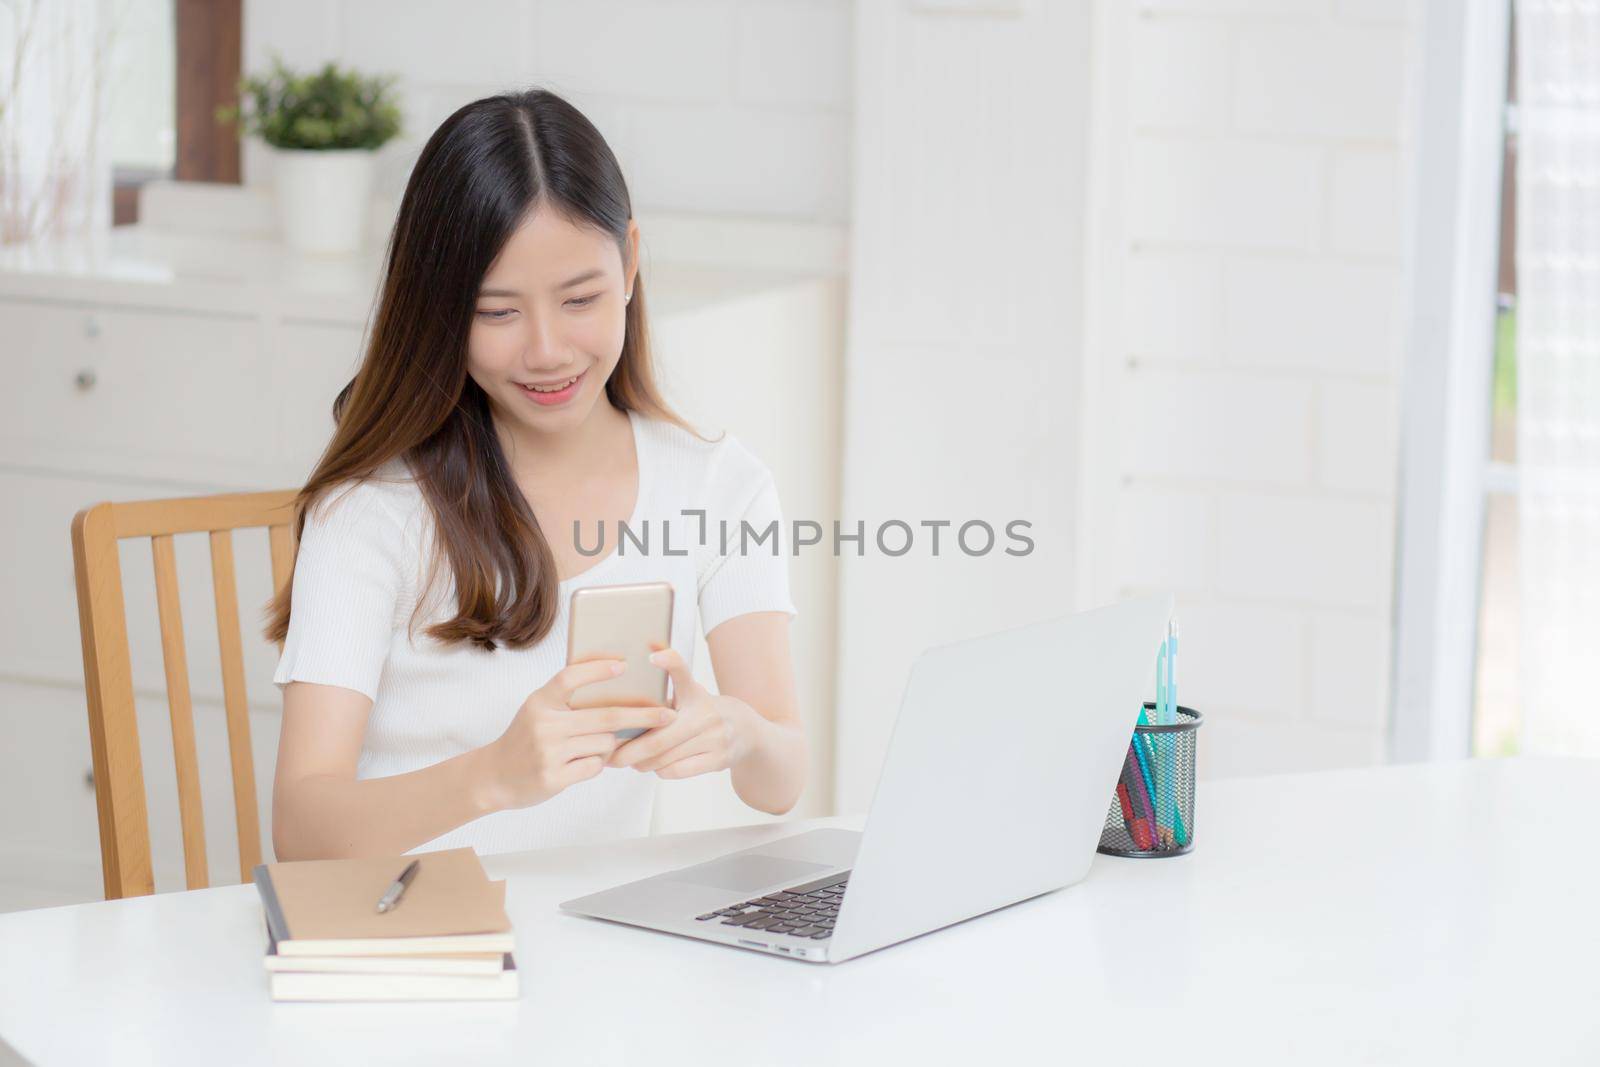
[84,315,100,338]
[74,369,97,391]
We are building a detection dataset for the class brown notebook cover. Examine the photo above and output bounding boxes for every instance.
[254,847,513,955]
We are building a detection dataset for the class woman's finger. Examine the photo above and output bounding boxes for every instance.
[565,705,675,738]
[647,646,702,706]
[608,712,698,767]
[653,751,725,780]
[563,731,619,762]
[561,754,607,785]
[546,658,628,701]
[630,735,712,774]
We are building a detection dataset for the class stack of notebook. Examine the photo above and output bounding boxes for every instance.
[252,847,518,1002]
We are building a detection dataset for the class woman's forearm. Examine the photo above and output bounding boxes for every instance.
[272,744,503,861]
[731,709,808,816]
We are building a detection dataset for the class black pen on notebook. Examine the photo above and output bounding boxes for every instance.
[375,859,420,914]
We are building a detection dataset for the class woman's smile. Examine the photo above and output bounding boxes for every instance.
[517,368,587,406]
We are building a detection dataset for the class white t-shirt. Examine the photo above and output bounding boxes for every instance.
[272,409,798,856]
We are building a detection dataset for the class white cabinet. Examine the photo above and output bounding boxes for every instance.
[266,320,366,481]
[1,300,268,469]
[0,680,102,905]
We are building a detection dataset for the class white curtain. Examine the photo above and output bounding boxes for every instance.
[0,0,116,245]
[1515,1,1600,753]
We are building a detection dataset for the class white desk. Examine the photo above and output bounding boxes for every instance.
[1,757,1594,1065]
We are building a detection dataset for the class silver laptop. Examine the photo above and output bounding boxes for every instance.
[558,593,1172,964]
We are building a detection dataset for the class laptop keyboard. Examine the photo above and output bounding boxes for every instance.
[693,871,850,939]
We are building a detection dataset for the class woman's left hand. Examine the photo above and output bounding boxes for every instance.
[606,646,760,779]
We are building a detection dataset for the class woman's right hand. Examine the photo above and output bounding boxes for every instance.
[482,659,676,811]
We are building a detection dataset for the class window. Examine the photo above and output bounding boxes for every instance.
[1388,0,1512,763]
[1471,18,1518,757]
[109,0,176,225]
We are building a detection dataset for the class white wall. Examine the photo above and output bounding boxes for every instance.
[833,0,1094,815]
[242,0,853,223]
[1079,0,1418,779]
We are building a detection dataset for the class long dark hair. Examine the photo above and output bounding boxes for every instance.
[265,88,700,653]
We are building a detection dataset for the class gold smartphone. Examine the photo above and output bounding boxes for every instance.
[566,581,675,740]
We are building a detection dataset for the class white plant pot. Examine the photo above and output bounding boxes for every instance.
[272,147,375,255]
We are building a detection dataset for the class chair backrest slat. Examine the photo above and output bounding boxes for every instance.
[113,493,298,539]
[208,528,262,882]
[71,504,155,899]
[267,524,294,634]
[150,534,210,891]
[72,489,297,899]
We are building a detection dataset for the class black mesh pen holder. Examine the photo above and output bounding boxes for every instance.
[1097,703,1201,858]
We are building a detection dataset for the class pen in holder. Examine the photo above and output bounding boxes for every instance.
[1097,702,1202,858]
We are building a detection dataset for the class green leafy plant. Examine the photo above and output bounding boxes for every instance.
[215,54,402,151]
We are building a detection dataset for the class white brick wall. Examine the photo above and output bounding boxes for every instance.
[1085,0,1417,779]
[1222,258,1402,372]
[833,0,1094,815]
[242,0,852,223]
[1232,23,1406,139]
[1127,137,1324,248]
[1327,147,1404,257]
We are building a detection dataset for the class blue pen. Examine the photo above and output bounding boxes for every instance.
[1137,702,1189,848]
[1169,620,1179,723]
[1133,706,1158,805]
[1162,622,1185,844]
[1156,640,1168,724]
[1166,620,1177,724]
[1136,695,1191,846]
[1165,620,1183,842]
[1154,642,1173,843]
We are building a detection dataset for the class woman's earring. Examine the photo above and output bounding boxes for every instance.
[625,291,633,304]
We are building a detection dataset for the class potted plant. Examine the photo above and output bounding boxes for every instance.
[216,55,402,255]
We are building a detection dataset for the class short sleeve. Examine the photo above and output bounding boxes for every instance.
[272,482,409,703]
[697,462,799,636]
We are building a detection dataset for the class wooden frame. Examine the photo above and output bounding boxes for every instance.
[174,0,243,184]
[71,490,297,899]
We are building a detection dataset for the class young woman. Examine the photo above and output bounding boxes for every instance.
[264,89,804,861]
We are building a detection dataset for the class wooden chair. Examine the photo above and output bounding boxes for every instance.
[71,491,299,899]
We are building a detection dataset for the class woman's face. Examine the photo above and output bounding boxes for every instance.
[466,202,640,439]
